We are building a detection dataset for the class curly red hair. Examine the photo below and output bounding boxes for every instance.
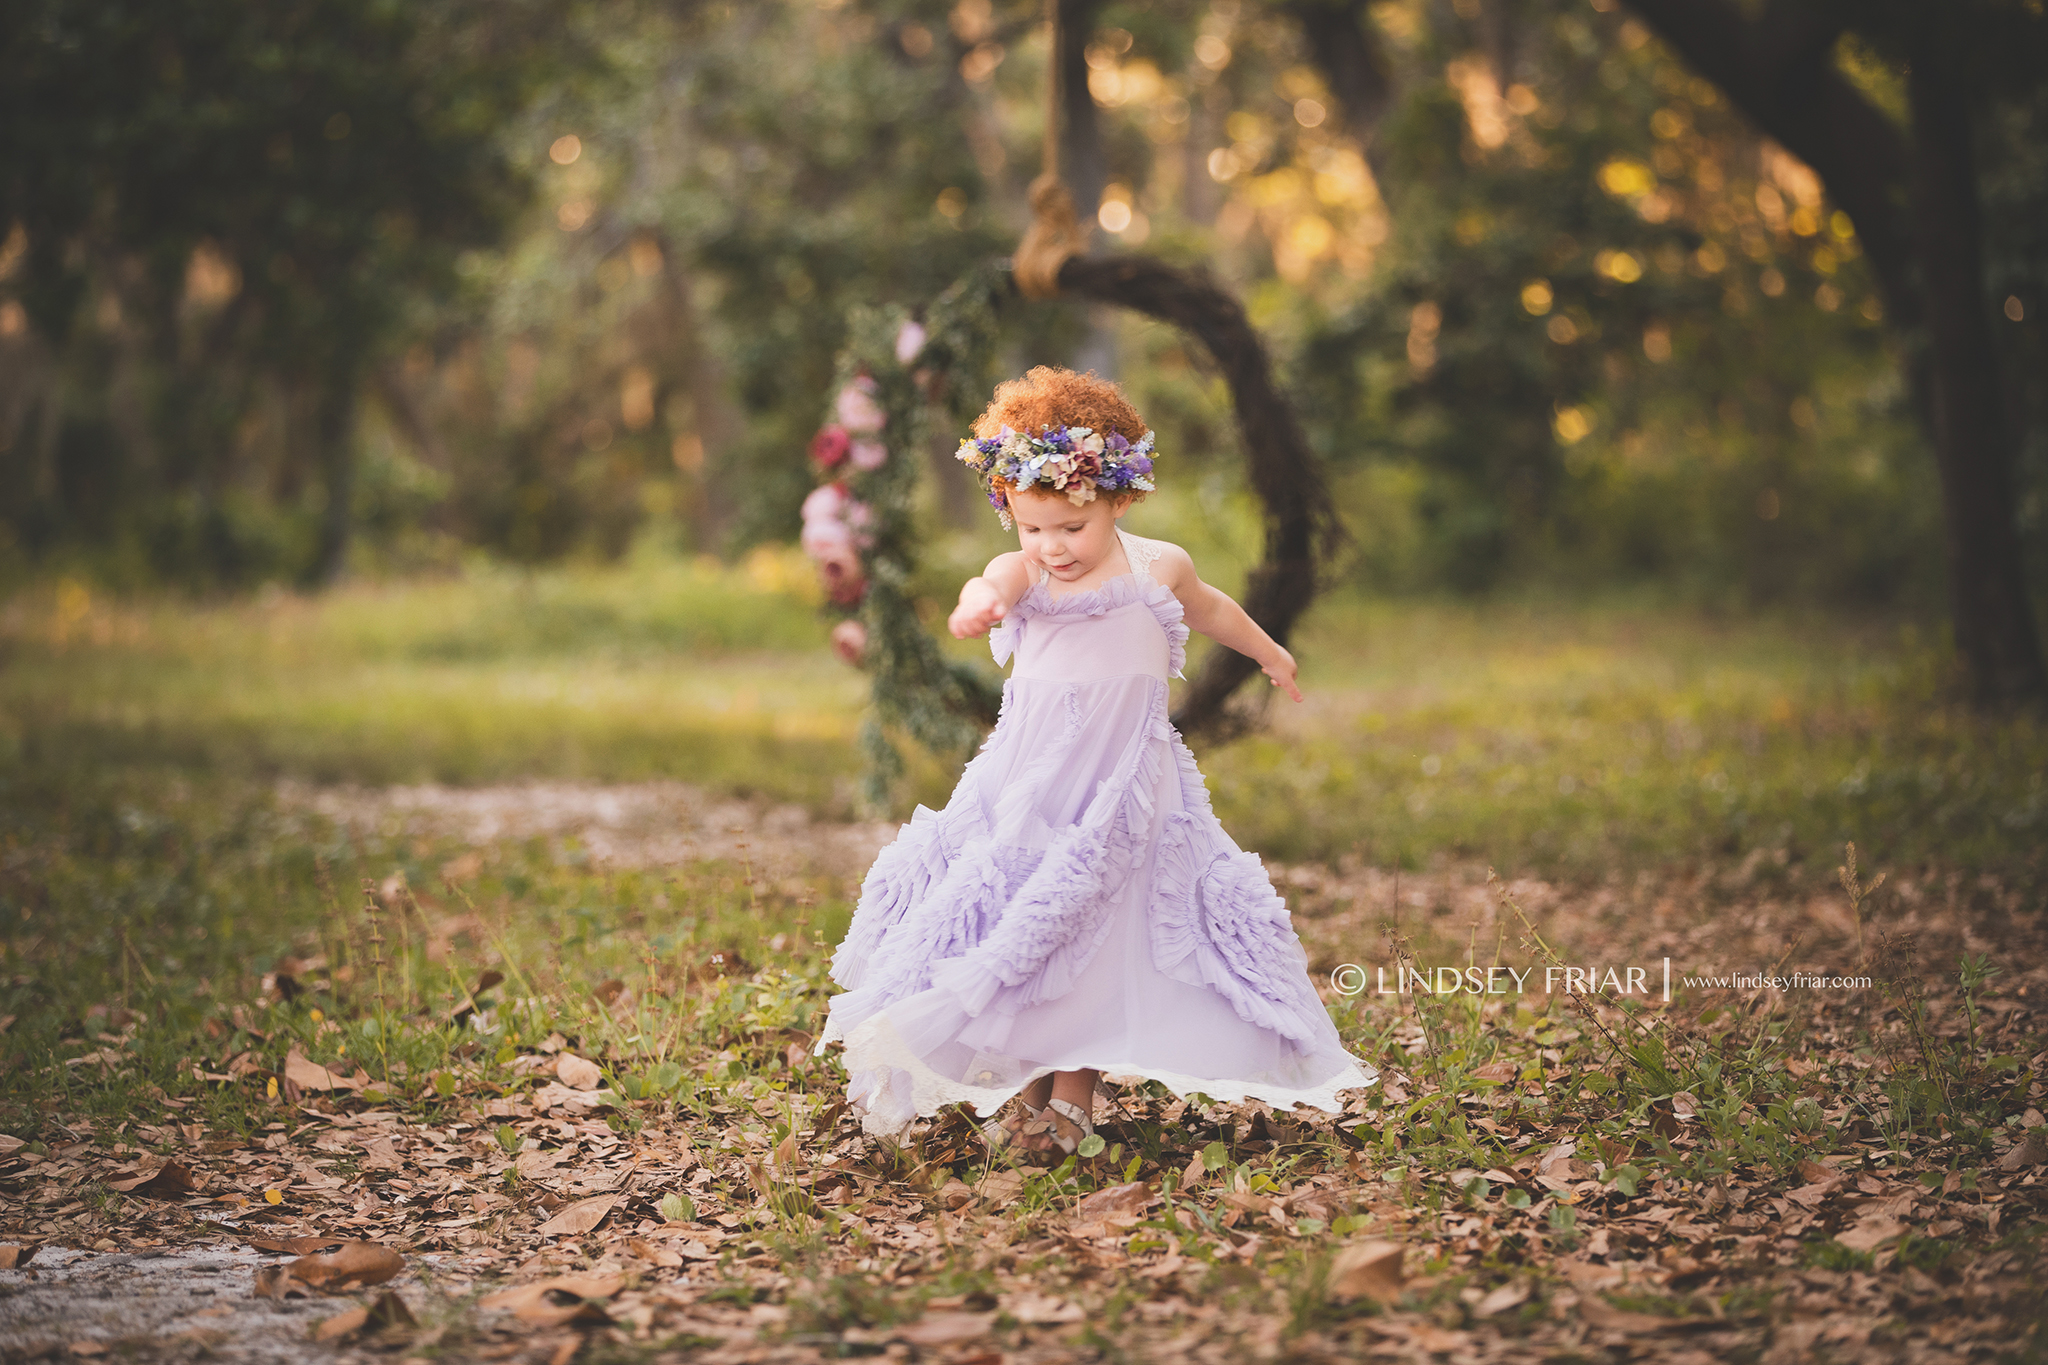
[970,366,1150,444]
[970,366,1152,504]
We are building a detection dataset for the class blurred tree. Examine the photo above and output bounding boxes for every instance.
[4,0,2033,663]
[1281,0,1929,611]
[1620,0,2048,702]
[0,0,573,583]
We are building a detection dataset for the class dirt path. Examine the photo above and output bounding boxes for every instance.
[0,1245,444,1363]
[278,778,898,880]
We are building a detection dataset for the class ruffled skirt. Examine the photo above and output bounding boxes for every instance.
[817,672,1376,1136]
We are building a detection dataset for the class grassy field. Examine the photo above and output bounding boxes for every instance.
[2,557,2044,1360]
[6,551,2042,880]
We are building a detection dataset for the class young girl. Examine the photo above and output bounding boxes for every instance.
[817,367,1375,1156]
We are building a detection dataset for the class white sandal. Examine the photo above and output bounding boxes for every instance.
[1042,1097,1094,1156]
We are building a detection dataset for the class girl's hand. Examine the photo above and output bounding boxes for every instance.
[948,577,1009,638]
[1262,646,1304,702]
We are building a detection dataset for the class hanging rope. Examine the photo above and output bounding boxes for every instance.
[1012,0,1087,298]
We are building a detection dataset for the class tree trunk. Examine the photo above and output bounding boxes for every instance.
[309,363,359,585]
[1055,0,1117,379]
[1623,0,2046,705]
[1909,46,2048,703]
[1055,0,1106,225]
[1282,1,1397,184]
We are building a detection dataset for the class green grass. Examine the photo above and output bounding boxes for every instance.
[5,551,2044,885]
[2,550,867,802]
[2,558,2041,1355]
[1206,597,2048,877]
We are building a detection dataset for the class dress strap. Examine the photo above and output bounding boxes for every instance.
[1117,527,1163,580]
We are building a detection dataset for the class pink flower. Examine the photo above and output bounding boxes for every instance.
[800,514,854,561]
[835,380,886,434]
[830,619,868,666]
[894,320,927,364]
[849,439,887,471]
[801,482,848,526]
[819,553,867,605]
[810,424,851,468]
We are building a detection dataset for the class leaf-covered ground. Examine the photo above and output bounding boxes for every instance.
[3,780,2043,1363]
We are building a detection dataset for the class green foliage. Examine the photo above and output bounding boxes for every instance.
[1289,0,1936,601]
[817,271,1011,807]
[0,0,579,583]
[5,0,2034,624]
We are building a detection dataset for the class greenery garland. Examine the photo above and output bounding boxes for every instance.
[798,264,1010,809]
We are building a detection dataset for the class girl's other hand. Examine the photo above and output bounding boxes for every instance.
[948,578,1008,638]
[1262,646,1304,702]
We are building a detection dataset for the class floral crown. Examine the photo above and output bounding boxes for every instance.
[954,424,1157,530]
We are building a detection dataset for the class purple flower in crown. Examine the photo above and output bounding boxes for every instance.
[953,419,1157,522]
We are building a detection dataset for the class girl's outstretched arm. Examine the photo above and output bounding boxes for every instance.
[948,552,1035,638]
[1148,543,1304,702]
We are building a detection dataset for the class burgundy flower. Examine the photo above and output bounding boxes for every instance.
[810,424,852,468]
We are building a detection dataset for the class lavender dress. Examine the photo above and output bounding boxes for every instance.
[818,529,1377,1136]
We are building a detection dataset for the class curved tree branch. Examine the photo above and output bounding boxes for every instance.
[1055,253,1341,738]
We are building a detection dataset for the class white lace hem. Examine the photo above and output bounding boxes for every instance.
[823,1013,1379,1139]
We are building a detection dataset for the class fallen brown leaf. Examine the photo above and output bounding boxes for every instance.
[1580,1298,1679,1334]
[975,1169,1023,1205]
[1002,1292,1084,1324]
[364,1291,417,1332]
[1534,1139,1576,1176]
[286,1241,405,1291]
[1835,1212,1905,1252]
[0,1245,37,1269]
[897,1311,997,1346]
[1474,1280,1530,1316]
[105,1160,198,1199]
[537,1194,615,1237]
[1997,1131,2048,1171]
[284,1049,367,1093]
[479,1276,624,1313]
[554,1053,602,1090]
[252,1265,300,1300]
[1328,1240,1405,1302]
[311,1308,369,1342]
[480,1275,624,1324]
[1075,1181,1154,1223]
[626,1237,683,1268]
